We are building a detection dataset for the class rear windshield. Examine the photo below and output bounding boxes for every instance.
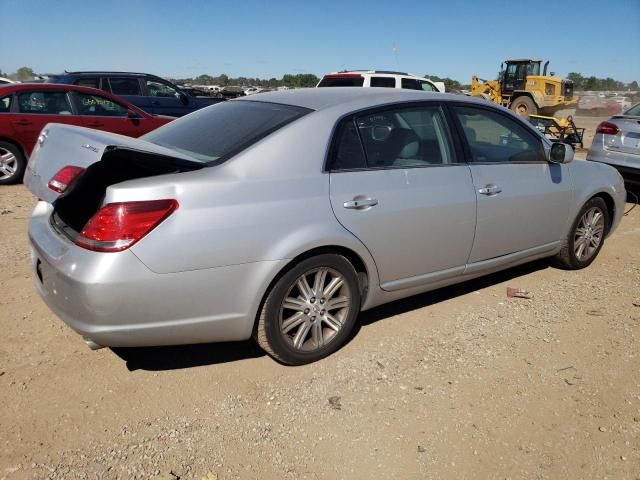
[318,76,364,87]
[625,103,640,116]
[143,100,311,164]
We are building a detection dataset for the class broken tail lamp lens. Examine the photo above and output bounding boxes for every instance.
[74,199,179,252]
[47,166,86,193]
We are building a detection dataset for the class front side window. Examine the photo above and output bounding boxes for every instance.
[454,106,545,163]
[0,94,12,113]
[353,105,455,168]
[17,91,72,115]
[419,81,436,92]
[74,77,99,89]
[146,80,181,98]
[75,92,128,117]
[370,77,395,88]
[109,78,142,96]
[143,100,311,164]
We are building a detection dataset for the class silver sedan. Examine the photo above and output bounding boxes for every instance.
[587,102,640,188]
[26,89,626,365]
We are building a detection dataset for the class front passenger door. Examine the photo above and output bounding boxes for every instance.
[453,105,571,263]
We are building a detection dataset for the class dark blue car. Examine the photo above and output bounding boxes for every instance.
[45,71,224,117]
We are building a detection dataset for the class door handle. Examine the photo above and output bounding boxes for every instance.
[478,184,502,196]
[343,197,378,209]
[14,120,32,126]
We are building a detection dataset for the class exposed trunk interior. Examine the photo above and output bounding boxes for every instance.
[54,147,204,232]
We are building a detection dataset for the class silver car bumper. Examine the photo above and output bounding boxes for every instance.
[587,138,640,186]
[29,202,287,348]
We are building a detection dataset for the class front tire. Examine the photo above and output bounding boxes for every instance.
[554,197,609,270]
[0,142,26,185]
[255,254,361,365]
[510,96,538,118]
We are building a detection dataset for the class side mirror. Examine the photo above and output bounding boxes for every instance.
[372,125,392,142]
[179,93,189,105]
[127,109,142,119]
[549,142,574,164]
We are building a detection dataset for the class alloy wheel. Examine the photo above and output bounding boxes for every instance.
[279,267,352,352]
[0,147,17,181]
[574,207,605,261]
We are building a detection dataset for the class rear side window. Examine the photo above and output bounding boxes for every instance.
[0,94,11,113]
[370,77,395,88]
[143,100,311,164]
[109,78,142,96]
[356,106,455,168]
[330,120,367,170]
[146,80,181,98]
[17,91,72,115]
[401,78,421,90]
[74,78,99,89]
[317,76,364,87]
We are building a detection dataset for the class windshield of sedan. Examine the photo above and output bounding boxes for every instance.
[143,100,312,163]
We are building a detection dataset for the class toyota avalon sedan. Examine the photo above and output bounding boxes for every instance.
[25,88,627,365]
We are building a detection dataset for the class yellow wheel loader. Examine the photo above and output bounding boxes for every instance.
[471,59,578,118]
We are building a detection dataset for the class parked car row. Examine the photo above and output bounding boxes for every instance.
[25,88,626,364]
[44,71,224,117]
[0,83,173,184]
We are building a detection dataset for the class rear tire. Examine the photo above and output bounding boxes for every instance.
[0,141,26,185]
[554,197,609,270]
[254,254,361,365]
[510,96,538,118]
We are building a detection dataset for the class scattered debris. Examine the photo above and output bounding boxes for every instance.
[598,426,607,432]
[417,446,426,453]
[328,396,342,410]
[0,209,14,215]
[632,300,640,307]
[586,309,606,316]
[507,287,532,299]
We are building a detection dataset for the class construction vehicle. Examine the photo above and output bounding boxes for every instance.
[528,114,585,149]
[471,59,577,117]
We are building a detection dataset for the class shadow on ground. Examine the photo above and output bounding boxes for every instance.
[113,259,551,372]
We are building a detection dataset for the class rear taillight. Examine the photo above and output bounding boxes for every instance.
[48,166,85,193]
[74,199,178,252]
[596,121,620,135]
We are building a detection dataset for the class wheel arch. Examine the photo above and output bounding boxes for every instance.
[251,244,373,335]
[0,136,28,159]
[591,192,616,234]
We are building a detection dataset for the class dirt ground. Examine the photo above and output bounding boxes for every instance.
[1,116,639,480]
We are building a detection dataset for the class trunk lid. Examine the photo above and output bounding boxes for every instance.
[25,123,204,203]
[605,116,640,157]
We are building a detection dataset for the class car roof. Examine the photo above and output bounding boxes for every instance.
[60,71,155,77]
[241,87,471,112]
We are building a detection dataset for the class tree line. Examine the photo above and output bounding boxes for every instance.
[567,73,638,92]
[2,66,638,92]
[172,73,320,88]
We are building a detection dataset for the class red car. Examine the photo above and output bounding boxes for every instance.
[0,83,174,185]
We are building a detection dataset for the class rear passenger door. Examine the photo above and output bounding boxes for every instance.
[452,104,571,263]
[72,91,141,136]
[329,103,477,291]
[106,77,152,113]
[13,90,80,155]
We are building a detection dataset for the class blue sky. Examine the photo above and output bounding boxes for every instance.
[1,0,639,82]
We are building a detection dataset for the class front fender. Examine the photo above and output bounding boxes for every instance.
[565,160,626,237]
